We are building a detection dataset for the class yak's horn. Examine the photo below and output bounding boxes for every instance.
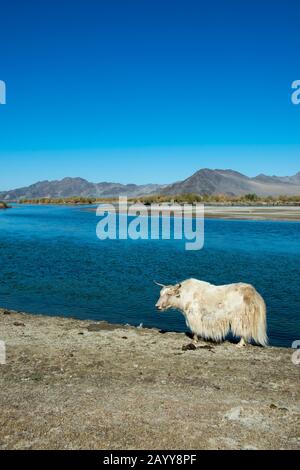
[153,280,166,287]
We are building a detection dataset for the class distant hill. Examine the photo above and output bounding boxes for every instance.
[161,169,300,197]
[1,170,300,201]
[0,177,165,201]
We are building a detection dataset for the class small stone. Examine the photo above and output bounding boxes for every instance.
[182,343,197,351]
[198,344,214,351]
[13,321,25,327]
[224,406,242,421]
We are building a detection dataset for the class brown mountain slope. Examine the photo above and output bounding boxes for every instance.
[1,169,300,200]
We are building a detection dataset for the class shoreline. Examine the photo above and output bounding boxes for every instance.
[5,203,300,221]
[88,204,300,222]
[1,307,299,449]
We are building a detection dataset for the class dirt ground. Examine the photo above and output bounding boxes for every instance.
[0,308,299,450]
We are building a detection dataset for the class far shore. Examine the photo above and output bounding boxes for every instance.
[0,307,299,450]
[4,201,300,221]
[86,204,300,221]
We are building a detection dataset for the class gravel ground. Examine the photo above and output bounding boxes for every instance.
[0,308,299,450]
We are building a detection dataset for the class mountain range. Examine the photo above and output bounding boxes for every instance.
[1,169,300,201]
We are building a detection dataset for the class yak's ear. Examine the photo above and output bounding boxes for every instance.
[174,283,182,296]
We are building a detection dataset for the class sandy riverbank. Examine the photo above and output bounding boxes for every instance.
[0,308,299,450]
[87,204,300,221]
[204,205,300,221]
[5,203,300,220]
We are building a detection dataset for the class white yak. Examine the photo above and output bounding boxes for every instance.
[154,278,268,347]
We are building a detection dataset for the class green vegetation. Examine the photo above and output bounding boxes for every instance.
[18,197,105,205]
[16,193,300,206]
[129,193,300,206]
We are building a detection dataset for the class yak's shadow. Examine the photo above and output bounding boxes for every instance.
[158,329,257,346]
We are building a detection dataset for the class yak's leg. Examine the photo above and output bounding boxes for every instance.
[193,333,199,343]
[236,337,247,348]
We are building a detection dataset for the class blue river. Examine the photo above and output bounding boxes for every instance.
[0,204,299,347]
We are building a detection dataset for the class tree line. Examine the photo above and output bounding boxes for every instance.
[14,193,300,205]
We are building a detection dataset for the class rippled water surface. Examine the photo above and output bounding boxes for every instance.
[0,204,299,347]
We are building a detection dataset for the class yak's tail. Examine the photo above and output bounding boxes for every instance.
[252,292,268,346]
[231,285,268,346]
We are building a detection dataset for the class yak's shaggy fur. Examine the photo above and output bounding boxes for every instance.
[155,279,268,346]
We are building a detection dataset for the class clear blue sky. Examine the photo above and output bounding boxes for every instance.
[0,0,299,190]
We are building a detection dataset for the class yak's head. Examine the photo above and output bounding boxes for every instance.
[154,281,182,311]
